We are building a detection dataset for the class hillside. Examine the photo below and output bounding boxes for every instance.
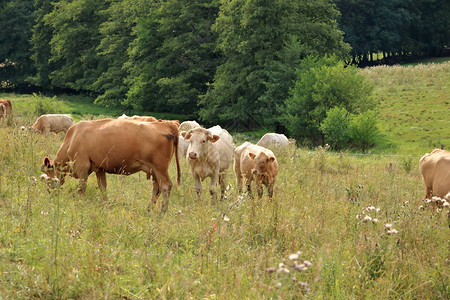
[361,60,450,154]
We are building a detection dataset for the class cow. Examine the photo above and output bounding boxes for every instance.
[234,142,279,200]
[40,118,181,212]
[257,133,289,150]
[178,134,190,160]
[118,114,158,122]
[31,114,74,134]
[419,149,450,201]
[181,125,233,202]
[0,99,12,123]
[179,120,201,132]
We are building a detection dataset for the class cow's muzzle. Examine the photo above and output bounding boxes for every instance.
[189,152,198,159]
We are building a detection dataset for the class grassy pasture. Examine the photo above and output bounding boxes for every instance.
[0,125,448,298]
[0,61,449,298]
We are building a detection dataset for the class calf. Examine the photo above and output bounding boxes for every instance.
[0,99,12,123]
[182,126,233,202]
[234,142,279,200]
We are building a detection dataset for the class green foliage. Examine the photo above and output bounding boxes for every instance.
[349,110,379,152]
[125,0,220,114]
[0,0,35,90]
[200,0,350,129]
[44,0,107,91]
[31,95,64,116]
[320,106,350,150]
[283,55,374,143]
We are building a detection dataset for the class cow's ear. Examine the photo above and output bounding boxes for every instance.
[269,156,275,163]
[182,130,192,140]
[209,134,220,143]
[180,131,187,138]
[249,153,256,160]
[43,156,52,167]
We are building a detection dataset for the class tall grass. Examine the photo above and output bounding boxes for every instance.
[0,124,448,298]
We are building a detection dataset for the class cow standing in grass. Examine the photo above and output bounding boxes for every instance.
[0,99,12,123]
[31,114,74,134]
[40,118,181,212]
[234,142,279,200]
[182,126,233,203]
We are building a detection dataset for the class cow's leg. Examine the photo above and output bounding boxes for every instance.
[151,168,172,213]
[267,182,275,201]
[219,172,226,200]
[234,160,243,194]
[95,170,108,200]
[245,175,253,198]
[193,173,203,201]
[151,171,161,204]
[256,178,263,199]
[209,174,218,204]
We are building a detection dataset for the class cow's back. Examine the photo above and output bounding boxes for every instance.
[257,133,288,149]
[420,149,450,198]
[208,125,234,171]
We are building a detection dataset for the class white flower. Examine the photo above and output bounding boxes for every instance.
[443,201,449,208]
[387,229,398,235]
[39,174,49,181]
[278,263,285,268]
[356,214,361,220]
[371,218,379,223]
[289,253,299,260]
[376,208,381,212]
[276,283,282,289]
[366,206,376,211]
[20,126,26,131]
[303,260,312,267]
[419,205,424,210]
[223,215,230,222]
[362,215,372,222]
[384,223,393,230]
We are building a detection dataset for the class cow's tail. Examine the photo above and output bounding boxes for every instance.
[174,132,181,185]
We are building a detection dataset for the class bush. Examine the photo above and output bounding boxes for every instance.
[282,55,374,144]
[349,110,379,152]
[32,95,64,116]
[320,107,350,150]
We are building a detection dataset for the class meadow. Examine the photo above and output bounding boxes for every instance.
[0,61,449,299]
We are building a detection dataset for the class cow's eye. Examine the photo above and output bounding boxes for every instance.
[202,140,206,143]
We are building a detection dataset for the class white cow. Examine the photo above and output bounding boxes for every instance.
[181,125,234,202]
[179,120,201,132]
[257,133,289,150]
[31,114,74,134]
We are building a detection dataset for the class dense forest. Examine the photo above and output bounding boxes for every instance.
[0,0,449,129]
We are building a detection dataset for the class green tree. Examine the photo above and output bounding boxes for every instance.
[125,0,220,114]
[29,0,56,91]
[0,0,35,90]
[320,106,350,150]
[44,0,107,92]
[283,55,374,144]
[94,0,152,107]
[200,0,349,129]
[349,110,379,152]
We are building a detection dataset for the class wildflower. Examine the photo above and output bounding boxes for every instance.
[376,208,381,212]
[372,218,379,224]
[20,126,26,130]
[303,260,312,267]
[223,215,230,222]
[291,277,297,282]
[276,283,282,289]
[299,281,308,287]
[384,223,393,230]
[443,201,449,208]
[289,253,299,261]
[426,199,432,204]
[362,215,372,222]
[52,177,60,184]
[366,206,376,211]
[278,263,285,268]
[266,267,276,273]
[419,205,424,210]
[306,288,312,293]
[177,210,183,215]
[387,229,398,235]
[356,214,361,220]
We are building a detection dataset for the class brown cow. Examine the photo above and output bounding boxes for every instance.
[0,103,6,121]
[0,99,12,122]
[234,142,279,200]
[420,149,450,200]
[40,118,180,212]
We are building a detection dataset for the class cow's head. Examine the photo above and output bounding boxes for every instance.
[182,128,219,160]
[40,157,60,189]
[249,151,276,175]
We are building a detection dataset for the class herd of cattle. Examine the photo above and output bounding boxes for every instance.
[1,98,449,212]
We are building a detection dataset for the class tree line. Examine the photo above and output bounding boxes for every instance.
[0,0,448,134]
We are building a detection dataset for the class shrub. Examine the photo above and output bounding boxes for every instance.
[32,95,64,116]
[283,55,374,144]
[349,110,379,152]
[320,107,350,150]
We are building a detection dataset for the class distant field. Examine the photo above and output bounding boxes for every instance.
[361,60,450,154]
